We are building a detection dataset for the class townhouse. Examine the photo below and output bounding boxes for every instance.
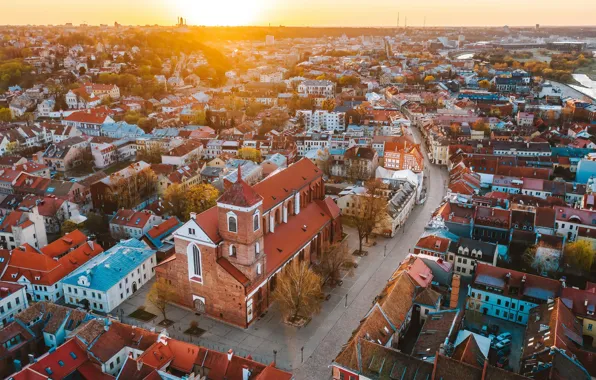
[0,282,28,328]
[467,263,561,325]
[109,209,163,240]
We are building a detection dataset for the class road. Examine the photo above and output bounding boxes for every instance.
[292,125,449,379]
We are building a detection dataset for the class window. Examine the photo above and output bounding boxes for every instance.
[228,213,237,233]
[589,324,593,331]
[253,213,260,231]
[485,296,489,301]
[257,263,262,275]
[497,299,501,305]
[496,309,500,316]
[255,242,260,255]
[192,245,201,277]
[188,228,196,235]
[520,305,524,311]
[229,245,237,257]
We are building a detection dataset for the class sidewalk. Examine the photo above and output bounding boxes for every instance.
[116,226,398,371]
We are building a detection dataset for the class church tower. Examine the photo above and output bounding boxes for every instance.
[216,166,265,277]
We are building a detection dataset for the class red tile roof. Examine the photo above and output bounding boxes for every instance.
[147,217,180,239]
[41,229,87,258]
[407,258,434,287]
[253,158,322,211]
[28,338,88,380]
[263,201,332,277]
[217,257,250,286]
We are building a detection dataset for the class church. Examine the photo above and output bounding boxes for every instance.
[156,158,342,328]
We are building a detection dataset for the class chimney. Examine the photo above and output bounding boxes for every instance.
[242,367,252,380]
[28,354,35,364]
[449,274,461,309]
[227,349,233,361]
[190,212,196,220]
[136,360,142,372]
[88,240,94,251]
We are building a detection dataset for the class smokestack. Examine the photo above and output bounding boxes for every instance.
[450,274,461,308]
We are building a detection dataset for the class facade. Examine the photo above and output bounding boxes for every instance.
[383,139,424,173]
[297,80,335,98]
[109,209,163,240]
[296,110,346,132]
[62,239,156,313]
[467,263,561,325]
[156,158,341,328]
[449,237,498,277]
[0,282,28,328]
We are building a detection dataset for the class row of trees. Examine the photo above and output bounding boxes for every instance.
[163,183,219,222]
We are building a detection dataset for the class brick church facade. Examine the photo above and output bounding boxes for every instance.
[156,158,342,328]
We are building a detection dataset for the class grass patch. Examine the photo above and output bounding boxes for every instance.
[128,308,156,322]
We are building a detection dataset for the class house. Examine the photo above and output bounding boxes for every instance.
[161,140,203,167]
[521,298,595,378]
[42,137,89,172]
[61,108,115,134]
[109,209,163,240]
[334,146,378,180]
[411,309,461,361]
[62,239,156,313]
[90,161,154,214]
[555,206,596,241]
[297,79,335,98]
[472,206,511,245]
[450,238,498,277]
[155,158,341,328]
[142,216,182,259]
[0,209,47,250]
[467,263,562,325]
[90,137,136,169]
[516,112,534,127]
[296,109,346,131]
[40,229,90,259]
[18,195,78,234]
[0,282,28,328]
[383,137,424,173]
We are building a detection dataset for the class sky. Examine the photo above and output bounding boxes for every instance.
[3,0,596,27]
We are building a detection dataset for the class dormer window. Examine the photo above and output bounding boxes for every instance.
[229,245,237,257]
[228,213,237,233]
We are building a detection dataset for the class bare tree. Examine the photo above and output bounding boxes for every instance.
[349,179,387,254]
[273,261,323,324]
[147,277,177,323]
[317,242,355,286]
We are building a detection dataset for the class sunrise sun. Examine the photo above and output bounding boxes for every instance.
[174,0,265,26]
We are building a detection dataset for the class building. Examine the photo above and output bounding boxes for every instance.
[383,137,424,173]
[42,137,89,172]
[1,240,103,302]
[296,110,346,132]
[297,80,335,98]
[335,146,379,180]
[62,239,156,313]
[155,158,341,328]
[109,209,163,240]
[0,209,47,250]
[450,238,498,277]
[0,282,28,328]
[467,264,562,325]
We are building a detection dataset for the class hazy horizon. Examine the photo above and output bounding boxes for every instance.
[4,0,596,28]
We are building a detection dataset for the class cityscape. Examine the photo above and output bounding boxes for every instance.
[0,5,595,380]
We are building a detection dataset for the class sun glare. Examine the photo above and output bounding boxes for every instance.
[175,0,265,26]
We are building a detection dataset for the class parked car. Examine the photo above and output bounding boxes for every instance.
[495,339,512,351]
[496,345,511,357]
[495,332,512,343]
[496,356,509,368]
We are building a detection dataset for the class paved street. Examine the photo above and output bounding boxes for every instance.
[118,125,448,378]
[292,125,448,379]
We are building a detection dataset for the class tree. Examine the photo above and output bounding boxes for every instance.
[564,240,594,274]
[472,120,490,137]
[317,242,354,286]
[185,184,219,217]
[61,220,79,235]
[237,147,261,163]
[147,277,177,322]
[164,183,219,221]
[272,261,323,324]
[108,167,158,209]
[349,179,387,254]
[0,108,12,122]
[321,98,336,112]
[424,75,435,83]
[478,80,491,89]
[137,144,166,164]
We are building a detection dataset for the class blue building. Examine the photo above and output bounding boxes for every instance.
[62,239,156,313]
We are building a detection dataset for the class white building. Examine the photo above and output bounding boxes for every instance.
[296,110,346,132]
[62,239,156,313]
[0,282,28,328]
[297,80,335,98]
